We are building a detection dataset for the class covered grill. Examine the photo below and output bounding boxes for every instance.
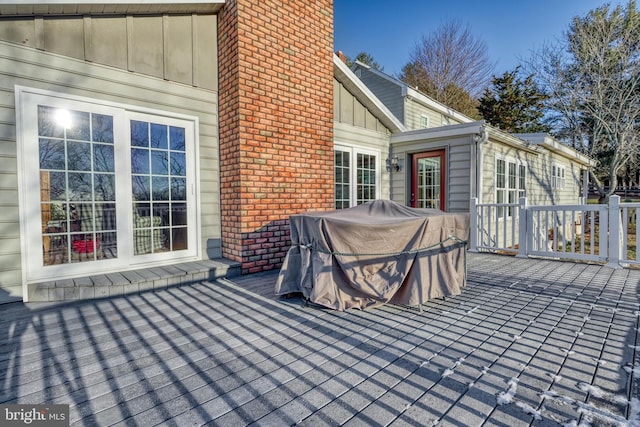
[275,200,469,311]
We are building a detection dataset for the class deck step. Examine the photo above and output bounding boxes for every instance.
[27,258,241,302]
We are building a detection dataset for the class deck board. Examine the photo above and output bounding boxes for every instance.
[2,253,640,426]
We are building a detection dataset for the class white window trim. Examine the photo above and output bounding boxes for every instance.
[551,163,566,190]
[420,114,429,128]
[495,155,527,219]
[15,86,202,288]
[334,142,381,208]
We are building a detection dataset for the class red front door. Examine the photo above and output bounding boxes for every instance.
[411,150,446,210]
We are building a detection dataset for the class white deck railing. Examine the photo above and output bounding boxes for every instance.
[470,195,637,268]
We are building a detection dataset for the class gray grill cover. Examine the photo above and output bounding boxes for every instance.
[275,200,470,311]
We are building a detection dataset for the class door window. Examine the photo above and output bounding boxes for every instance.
[18,89,199,282]
[412,150,446,210]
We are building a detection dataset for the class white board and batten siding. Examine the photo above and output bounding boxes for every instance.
[0,14,220,303]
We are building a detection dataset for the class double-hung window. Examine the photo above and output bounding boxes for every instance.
[17,88,199,282]
[496,157,526,217]
[334,144,380,209]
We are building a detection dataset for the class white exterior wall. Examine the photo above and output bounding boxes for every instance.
[404,99,465,130]
[481,141,584,206]
[0,39,220,302]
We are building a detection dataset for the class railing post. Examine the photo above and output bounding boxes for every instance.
[517,197,527,258]
[469,198,478,252]
[606,195,622,269]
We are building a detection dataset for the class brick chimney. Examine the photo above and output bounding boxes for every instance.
[218,0,335,273]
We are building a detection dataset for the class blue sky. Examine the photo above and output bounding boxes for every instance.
[334,0,627,77]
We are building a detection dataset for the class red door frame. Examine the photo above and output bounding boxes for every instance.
[411,150,446,210]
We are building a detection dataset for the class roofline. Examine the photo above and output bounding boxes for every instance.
[404,87,474,124]
[514,133,594,167]
[351,61,474,124]
[390,121,485,144]
[335,55,405,133]
[391,121,542,155]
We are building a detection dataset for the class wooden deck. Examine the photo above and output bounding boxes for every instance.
[2,253,640,426]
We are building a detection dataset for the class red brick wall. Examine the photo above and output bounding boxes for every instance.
[218,0,335,273]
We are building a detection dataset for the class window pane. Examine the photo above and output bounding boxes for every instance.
[496,159,505,188]
[47,172,67,201]
[150,123,168,149]
[508,162,517,189]
[131,148,149,174]
[38,105,65,138]
[171,177,186,200]
[132,176,150,201]
[92,114,114,143]
[94,174,115,201]
[172,203,187,226]
[170,126,185,151]
[68,172,92,199]
[67,141,92,171]
[151,150,169,175]
[94,144,114,172]
[152,176,170,200]
[66,110,91,141]
[334,150,351,208]
[171,152,186,176]
[130,120,148,147]
[39,139,65,170]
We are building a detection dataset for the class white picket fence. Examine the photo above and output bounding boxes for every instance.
[469,195,639,268]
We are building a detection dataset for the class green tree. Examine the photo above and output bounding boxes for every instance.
[346,51,384,71]
[528,0,640,201]
[478,66,550,133]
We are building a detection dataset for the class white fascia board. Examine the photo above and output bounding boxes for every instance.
[2,0,221,4]
[515,133,594,167]
[335,55,405,133]
[0,1,224,15]
[405,87,473,124]
[390,121,484,144]
[486,125,541,154]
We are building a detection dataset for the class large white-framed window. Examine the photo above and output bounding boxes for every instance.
[551,164,566,190]
[16,87,200,283]
[334,143,380,209]
[496,156,526,217]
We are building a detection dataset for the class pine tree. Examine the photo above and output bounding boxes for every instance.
[478,66,550,133]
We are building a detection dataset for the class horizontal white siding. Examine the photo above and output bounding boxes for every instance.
[482,142,583,206]
[0,40,220,302]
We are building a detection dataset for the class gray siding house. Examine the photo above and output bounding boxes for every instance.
[342,59,592,214]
